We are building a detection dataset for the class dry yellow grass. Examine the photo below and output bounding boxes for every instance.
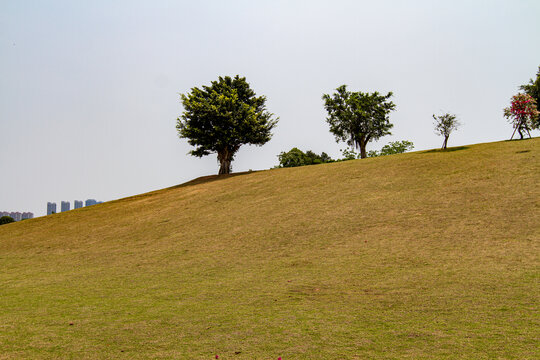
[0,139,539,359]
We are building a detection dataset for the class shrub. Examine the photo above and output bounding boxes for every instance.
[367,140,415,157]
[0,216,15,225]
[278,148,334,168]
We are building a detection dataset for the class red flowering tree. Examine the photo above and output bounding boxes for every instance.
[503,93,539,139]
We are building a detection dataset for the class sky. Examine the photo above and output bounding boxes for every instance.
[1,0,539,217]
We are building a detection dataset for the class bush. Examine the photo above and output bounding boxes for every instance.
[368,140,414,157]
[379,140,415,156]
[0,216,15,225]
[278,148,334,168]
[341,148,361,160]
[278,140,414,168]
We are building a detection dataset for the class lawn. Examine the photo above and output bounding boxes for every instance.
[0,138,538,359]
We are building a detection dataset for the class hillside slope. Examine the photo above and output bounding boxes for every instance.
[1,139,539,359]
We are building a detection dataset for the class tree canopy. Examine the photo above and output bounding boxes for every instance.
[519,66,540,126]
[322,85,395,158]
[177,75,278,174]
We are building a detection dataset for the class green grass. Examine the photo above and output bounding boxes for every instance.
[1,138,539,359]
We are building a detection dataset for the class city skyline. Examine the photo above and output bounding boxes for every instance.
[46,199,103,216]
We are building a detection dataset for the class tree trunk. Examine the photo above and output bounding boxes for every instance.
[218,158,231,175]
[510,126,518,140]
[358,138,367,159]
[217,147,233,175]
[513,117,525,140]
[442,135,449,150]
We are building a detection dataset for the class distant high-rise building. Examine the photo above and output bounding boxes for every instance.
[85,199,97,207]
[47,202,57,215]
[21,212,33,220]
[74,200,83,209]
[61,201,70,212]
[10,212,22,221]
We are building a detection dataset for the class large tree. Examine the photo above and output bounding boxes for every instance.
[177,75,278,174]
[519,66,540,126]
[322,85,395,158]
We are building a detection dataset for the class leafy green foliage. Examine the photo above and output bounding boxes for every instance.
[366,150,379,158]
[298,140,414,164]
[381,140,414,156]
[519,66,540,125]
[340,148,361,160]
[0,216,15,225]
[368,140,414,157]
[433,113,460,149]
[322,85,395,158]
[278,148,334,168]
[177,75,278,174]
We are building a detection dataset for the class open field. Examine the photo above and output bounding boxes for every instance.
[1,139,539,359]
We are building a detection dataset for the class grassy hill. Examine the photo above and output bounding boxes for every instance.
[1,139,539,359]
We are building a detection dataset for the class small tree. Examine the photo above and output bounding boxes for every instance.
[322,85,395,159]
[503,93,539,140]
[0,216,15,225]
[177,75,278,174]
[433,113,460,150]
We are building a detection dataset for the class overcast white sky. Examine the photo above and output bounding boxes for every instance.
[1,0,539,217]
